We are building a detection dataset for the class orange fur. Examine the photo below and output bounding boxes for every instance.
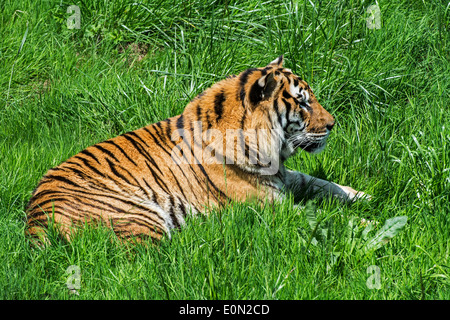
[26,56,367,244]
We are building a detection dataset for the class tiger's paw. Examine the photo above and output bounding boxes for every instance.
[354,191,372,201]
[340,186,372,202]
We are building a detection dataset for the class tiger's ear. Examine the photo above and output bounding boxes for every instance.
[249,71,279,108]
[268,55,284,68]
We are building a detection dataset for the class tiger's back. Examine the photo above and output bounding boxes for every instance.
[25,63,278,242]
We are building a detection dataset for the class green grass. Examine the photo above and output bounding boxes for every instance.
[0,0,449,300]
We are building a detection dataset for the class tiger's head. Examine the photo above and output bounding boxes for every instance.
[240,56,335,161]
[182,56,335,173]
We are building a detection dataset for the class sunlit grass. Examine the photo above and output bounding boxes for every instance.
[0,0,448,299]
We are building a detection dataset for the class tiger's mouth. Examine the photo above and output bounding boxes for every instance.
[289,133,329,154]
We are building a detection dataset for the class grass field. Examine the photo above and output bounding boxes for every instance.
[0,0,449,300]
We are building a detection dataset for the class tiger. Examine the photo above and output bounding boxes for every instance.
[25,56,369,244]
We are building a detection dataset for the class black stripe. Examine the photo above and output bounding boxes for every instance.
[37,177,159,225]
[116,162,141,186]
[112,217,153,233]
[168,164,201,205]
[122,132,164,176]
[168,196,180,229]
[282,98,292,117]
[142,177,157,203]
[196,104,202,122]
[283,71,292,80]
[101,140,138,166]
[155,121,163,132]
[282,90,292,99]
[144,160,170,194]
[47,166,69,174]
[142,127,173,157]
[165,119,172,139]
[214,91,225,122]
[154,122,173,148]
[241,134,271,168]
[56,185,116,209]
[127,132,165,177]
[240,110,246,129]
[58,184,164,225]
[196,163,228,203]
[167,166,189,201]
[178,199,187,216]
[40,174,81,189]
[92,144,120,163]
[28,189,64,204]
[105,158,133,186]
[29,204,82,221]
[239,68,258,101]
[176,114,184,129]
[144,126,211,206]
[121,132,143,151]
[64,160,84,169]
[299,100,313,113]
[64,167,90,180]
[273,99,284,129]
[71,195,124,216]
[115,216,161,232]
[64,167,106,190]
[29,197,69,212]
[171,129,220,202]
[153,121,174,151]
[127,131,151,149]
[73,155,105,178]
[151,124,167,146]
[187,165,212,201]
[249,80,263,106]
[243,140,252,162]
[206,112,212,130]
[68,192,163,227]
[80,149,101,165]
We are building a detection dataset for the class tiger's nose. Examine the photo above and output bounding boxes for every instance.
[326,121,335,131]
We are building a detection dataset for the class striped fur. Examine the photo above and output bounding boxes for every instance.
[26,56,368,243]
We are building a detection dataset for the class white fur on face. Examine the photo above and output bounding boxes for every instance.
[289,82,310,110]
[301,90,309,102]
[289,82,301,98]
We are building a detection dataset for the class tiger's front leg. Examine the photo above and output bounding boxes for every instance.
[283,169,370,203]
